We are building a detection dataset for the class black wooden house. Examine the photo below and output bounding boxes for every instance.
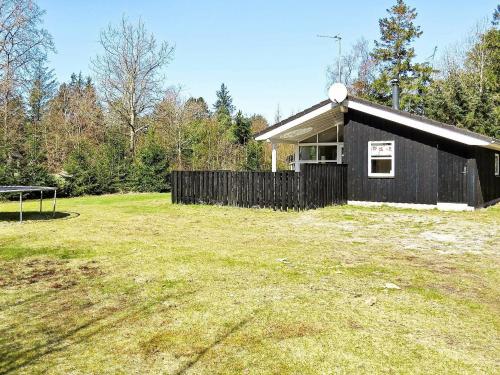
[255,85,500,210]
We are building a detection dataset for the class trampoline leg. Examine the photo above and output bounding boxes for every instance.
[19,193,23,222]
[52,190,56,217]
[40,191,43,214]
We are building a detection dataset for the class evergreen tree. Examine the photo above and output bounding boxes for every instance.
[18,60,58,188]
[129,132,170,192]
[424,20,499,138]
[371,0,433,113]
[244,140,264,171]
[27,60,57,124]
[233,110,252,145]
[186,97,210,119]
[213,83,235,115]
[19,136,56,189]
[64,144,102,196]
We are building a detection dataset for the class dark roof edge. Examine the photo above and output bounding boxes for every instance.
[347,96,499,145]
[254,95,499,146]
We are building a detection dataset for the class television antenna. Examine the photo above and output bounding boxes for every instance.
[427,46,438,64]
[318,34,342,82]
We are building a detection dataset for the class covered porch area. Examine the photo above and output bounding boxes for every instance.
[255,100,346,172]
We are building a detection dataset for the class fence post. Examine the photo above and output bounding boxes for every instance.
[171,171,177,203]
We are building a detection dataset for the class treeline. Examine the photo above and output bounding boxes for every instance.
[2,69,274,196]
[0,0,498,198]
[329,1,499,139]
[0,1,288,196]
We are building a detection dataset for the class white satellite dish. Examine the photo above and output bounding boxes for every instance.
[328,83,348,103]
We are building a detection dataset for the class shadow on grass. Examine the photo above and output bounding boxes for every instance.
[0,211,78,222]
[0,289,61,313]
[173,309,260,375]
[0,288,198,375]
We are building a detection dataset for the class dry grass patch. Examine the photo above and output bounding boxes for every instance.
[0,194,499,374]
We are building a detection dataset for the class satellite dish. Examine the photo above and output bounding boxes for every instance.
[328,83,348,103]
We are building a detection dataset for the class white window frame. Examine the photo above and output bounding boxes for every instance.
[295,125,345,169]
[298,142,343,164]
[368,141,395,178]
[495,153,499,176]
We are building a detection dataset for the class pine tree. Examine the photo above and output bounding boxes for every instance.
[27,60,57,124]
[22,60,57,187]
[186,97,209,119]
[493,5,499,26]
[233,110,251,145]
[424,19,499,138]
[213,83,235,115]
[130,131,170,192]
[244,140,264,171]
[371,0,433,114]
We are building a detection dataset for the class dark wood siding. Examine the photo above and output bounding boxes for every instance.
[436,140,471,203]
[471,147,500,206]
[344,108,500,206]
[344,109,500,207]
[345,110,439,204]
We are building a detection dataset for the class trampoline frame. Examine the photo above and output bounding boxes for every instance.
[0,186,57,222]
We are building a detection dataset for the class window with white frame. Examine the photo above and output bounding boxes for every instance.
[368,141,395,178]
[297,126,344,164]
[495,153,499,176]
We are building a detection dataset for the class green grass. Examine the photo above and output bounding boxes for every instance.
[0,193,499,374]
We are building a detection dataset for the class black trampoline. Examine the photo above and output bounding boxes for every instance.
[0,186,57,222]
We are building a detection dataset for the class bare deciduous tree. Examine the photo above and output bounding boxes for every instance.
[327,38,377,97]
[0,0,54,147]
[152,87,206,169]
[92,16,174,155]
[42,75,104,170]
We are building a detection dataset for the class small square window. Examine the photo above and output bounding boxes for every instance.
[299,146,317,161]
[318,145,337,161]
[371,159,392,174]
[368,141,394,178]
[495,154,499,176]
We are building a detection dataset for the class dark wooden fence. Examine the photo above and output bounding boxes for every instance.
[171,164,347,210]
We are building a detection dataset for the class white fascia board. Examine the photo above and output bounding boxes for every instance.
[346,100,491,147]
[255,102,336,141]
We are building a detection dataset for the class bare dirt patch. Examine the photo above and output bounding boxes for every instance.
[0,258,102,289]
[264,321,325,340]
[291,208,499,256]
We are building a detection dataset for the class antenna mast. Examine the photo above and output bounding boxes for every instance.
[318,34,342,82]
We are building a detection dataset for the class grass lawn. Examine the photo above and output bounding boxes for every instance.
[0,193,499,374]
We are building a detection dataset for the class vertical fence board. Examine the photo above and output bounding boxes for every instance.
[171,165,347,210]
[171,171,177,204]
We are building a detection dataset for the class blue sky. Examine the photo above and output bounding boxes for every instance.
[39,0,497,123]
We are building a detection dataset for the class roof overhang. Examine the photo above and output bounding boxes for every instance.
[254,96,500,151]
[346,99,500,150]
[255,101,344,143]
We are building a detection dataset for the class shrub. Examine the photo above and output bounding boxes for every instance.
[64,143,127,196]
[129,135,169,192]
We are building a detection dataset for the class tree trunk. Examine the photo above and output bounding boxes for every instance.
[129,127,135,155]
[129,110,136,155]
[177,128,182,168]
[3,99,7,143]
